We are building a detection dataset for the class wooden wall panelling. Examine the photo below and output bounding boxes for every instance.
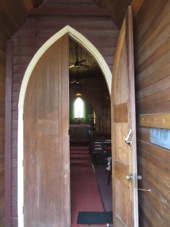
[5,40,12,227]
[0,5,8,227]
[134,0,169,49]
[138,140,170,165]
[0,63,5,227]
[138,149,170,225]
[133,0,170,226]
[137,129,170,226]
[136,88,170,114]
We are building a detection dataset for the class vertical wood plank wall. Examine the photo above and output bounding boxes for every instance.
[0,53,5,227]
[9,3,118,226]
[0,0,30,223]
[133,0,170,226]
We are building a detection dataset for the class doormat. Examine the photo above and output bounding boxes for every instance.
[77,211,113,224]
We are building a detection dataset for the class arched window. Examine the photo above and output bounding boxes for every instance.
[74,97,84,118]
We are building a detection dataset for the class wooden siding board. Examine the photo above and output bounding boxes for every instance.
[138,163,169,198]
[12,102,18,112]
[139,204,155,227]
[134,0,170,226]
[12,92,19,103]
[13,74,24,84]
[136,51,170,90]
[136,62,170,90]
[137,97,170,115]
[13,56,33,65]
[138,149,170,176]
[12,120,18,131]
[12,146,17,158]
[136,88,170,114]
[135,0,169,49]
[13,65,29,74]
[139,190,168,227]
[136,74,170,99]
[12,138,17,149]
[136,39,170,81]
[136,12,170,68]
[13,46,37,56]
[138,139,170,163]
[12,126,18,138]
[12,110,18,118]
[138,156,170,225]
[5,40,12,227]
[12,37,42,47]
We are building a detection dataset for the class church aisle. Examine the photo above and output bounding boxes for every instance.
[70,143,107,227]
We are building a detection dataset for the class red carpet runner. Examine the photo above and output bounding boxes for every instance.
[70,143,106,227]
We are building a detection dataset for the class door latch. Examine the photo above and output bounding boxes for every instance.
[125,129,132,145]
[126,175,142,181]
[126,174,151,192]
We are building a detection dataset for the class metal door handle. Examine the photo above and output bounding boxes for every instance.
[126,175,133,180]
[137,175,142,180]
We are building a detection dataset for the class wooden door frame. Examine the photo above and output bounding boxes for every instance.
[17,25,112,226]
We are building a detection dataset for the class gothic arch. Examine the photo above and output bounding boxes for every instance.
[17,25,112,226]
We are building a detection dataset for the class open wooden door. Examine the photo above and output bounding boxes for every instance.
[111,6,139,226]
[24,35,70,227]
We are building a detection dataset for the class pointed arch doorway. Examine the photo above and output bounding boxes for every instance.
[18,26,112,227]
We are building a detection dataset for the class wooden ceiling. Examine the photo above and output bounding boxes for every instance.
[69,37,109,104]
[0,0,132,108]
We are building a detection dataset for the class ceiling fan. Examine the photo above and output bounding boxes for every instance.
[70,78,86,85]
[69,43,89,69]
[70,66,86,85]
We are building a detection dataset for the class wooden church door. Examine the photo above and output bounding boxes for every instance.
[24,35,70,227]
[111,6,139,226]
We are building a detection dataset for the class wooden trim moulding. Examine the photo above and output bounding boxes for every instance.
[140,113,170,129]
[5,40,12,227]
